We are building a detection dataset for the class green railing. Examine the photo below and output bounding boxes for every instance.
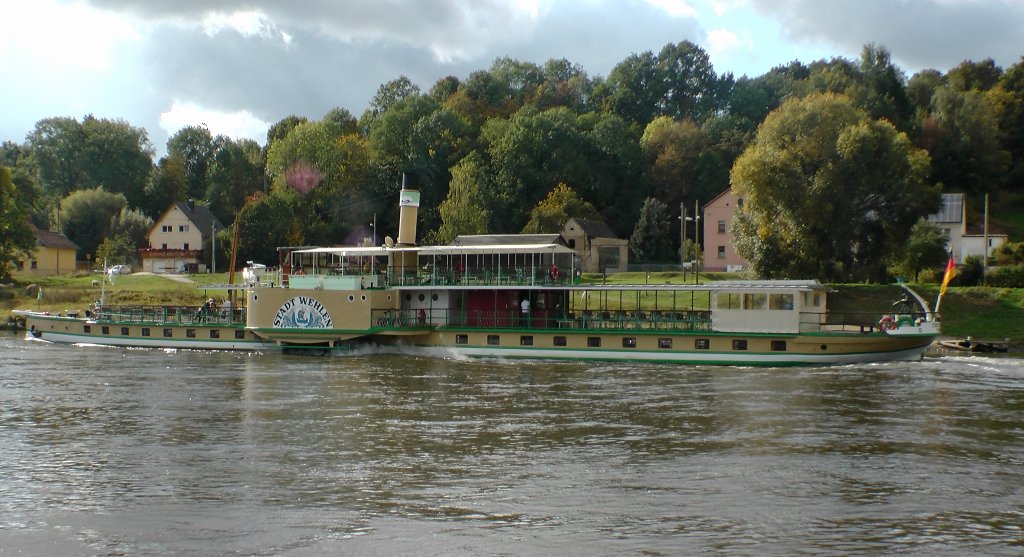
[93,305,247,326]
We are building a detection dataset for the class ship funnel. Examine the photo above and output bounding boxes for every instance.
[397,174,419,246]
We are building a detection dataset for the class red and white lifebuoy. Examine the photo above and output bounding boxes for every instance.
[549,264,560,281]
[878,315,896,331]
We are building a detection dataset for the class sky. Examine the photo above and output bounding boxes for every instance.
[3,0,1023,156]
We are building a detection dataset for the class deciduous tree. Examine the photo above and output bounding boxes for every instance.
[0,167,36,281]
[731,93,938,281]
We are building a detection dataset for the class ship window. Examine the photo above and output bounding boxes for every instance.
[186,329,196,338]
[622,337,636,348]
[235,330,246,339]
[587,337,601,347]
[121,327,129,335]
[210,330,220,339]
[487,335,500,345]
[717,293,741,309]
[520,335,534,346]
[163,328,173,338]
[142,328,150,337]
[695,338,709,350]
[347,295,355,302]
[101,326,109,335]
[732,339,748,350]
[418,294,425,302]
[659,338,673,349]
[432,293,439,301]
[553,336,567,346]
[771,340,787,351]
[769,294,794,310]
[83,325,91,333]
[456,334,468,345]
[743,293,767,310]
[361,294,367,301]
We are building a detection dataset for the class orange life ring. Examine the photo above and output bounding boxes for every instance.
[878,315,896,331]
[549,264,560,281]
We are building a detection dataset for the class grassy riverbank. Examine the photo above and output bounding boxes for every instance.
[4,272,1023,345]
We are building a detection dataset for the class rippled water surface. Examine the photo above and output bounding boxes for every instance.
[1,334,1023,555]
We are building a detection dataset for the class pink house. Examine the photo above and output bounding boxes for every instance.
[702,189,749,272]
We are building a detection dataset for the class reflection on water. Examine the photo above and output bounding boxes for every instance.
[1,335,1023,555]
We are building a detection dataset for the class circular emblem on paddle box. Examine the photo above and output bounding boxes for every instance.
[273,296,333,328]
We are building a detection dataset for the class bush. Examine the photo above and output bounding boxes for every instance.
[958,256,985,286]
[986,264,1024,287]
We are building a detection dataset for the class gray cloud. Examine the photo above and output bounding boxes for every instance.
[751,0,1024,73]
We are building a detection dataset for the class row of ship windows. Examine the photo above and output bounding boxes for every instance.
[84,325,245,339]
[455,334,787,352]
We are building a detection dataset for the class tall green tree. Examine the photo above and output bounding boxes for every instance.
[205,137,264,224]
[629,197,672,263]
[57,187,128,262]
[0,167,36,281]
[79,116,154,209]
[26,116,85,197]
[731,93,938,281]
[166,125,214,201]
[918,87,1009,194]
[435,151,491,243]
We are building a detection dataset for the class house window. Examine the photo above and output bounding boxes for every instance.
[179,225,190,232]
[717,246,725,259]
[162,225,171,232]
[30,260,37,270]
[15,261,24,271]
[659,338,673,349]
[162,243,168,250]
[183,243,189,250]
[695,338,710,350]
[732,339,748,350]
[587,336,601,347]
[718,220,726,233]
[487,334,500,345]
[520,335,533,346]
[553,336,567,346]
[568,239,576,249]
[456,334,468,345]
[622,337,636,348]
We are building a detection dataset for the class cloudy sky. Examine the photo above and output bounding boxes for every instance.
[3,0,1022,155]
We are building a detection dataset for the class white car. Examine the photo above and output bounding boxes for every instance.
[109,264,132,275]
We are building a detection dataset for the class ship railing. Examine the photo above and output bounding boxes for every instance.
[383,265,576,288]
[93,305,247,326]
[370,308,712,332]
[799,310,929,333]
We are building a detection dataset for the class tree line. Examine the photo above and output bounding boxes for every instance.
[2,41,1023,282]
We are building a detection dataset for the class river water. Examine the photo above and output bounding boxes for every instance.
[1,334,1022,556]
